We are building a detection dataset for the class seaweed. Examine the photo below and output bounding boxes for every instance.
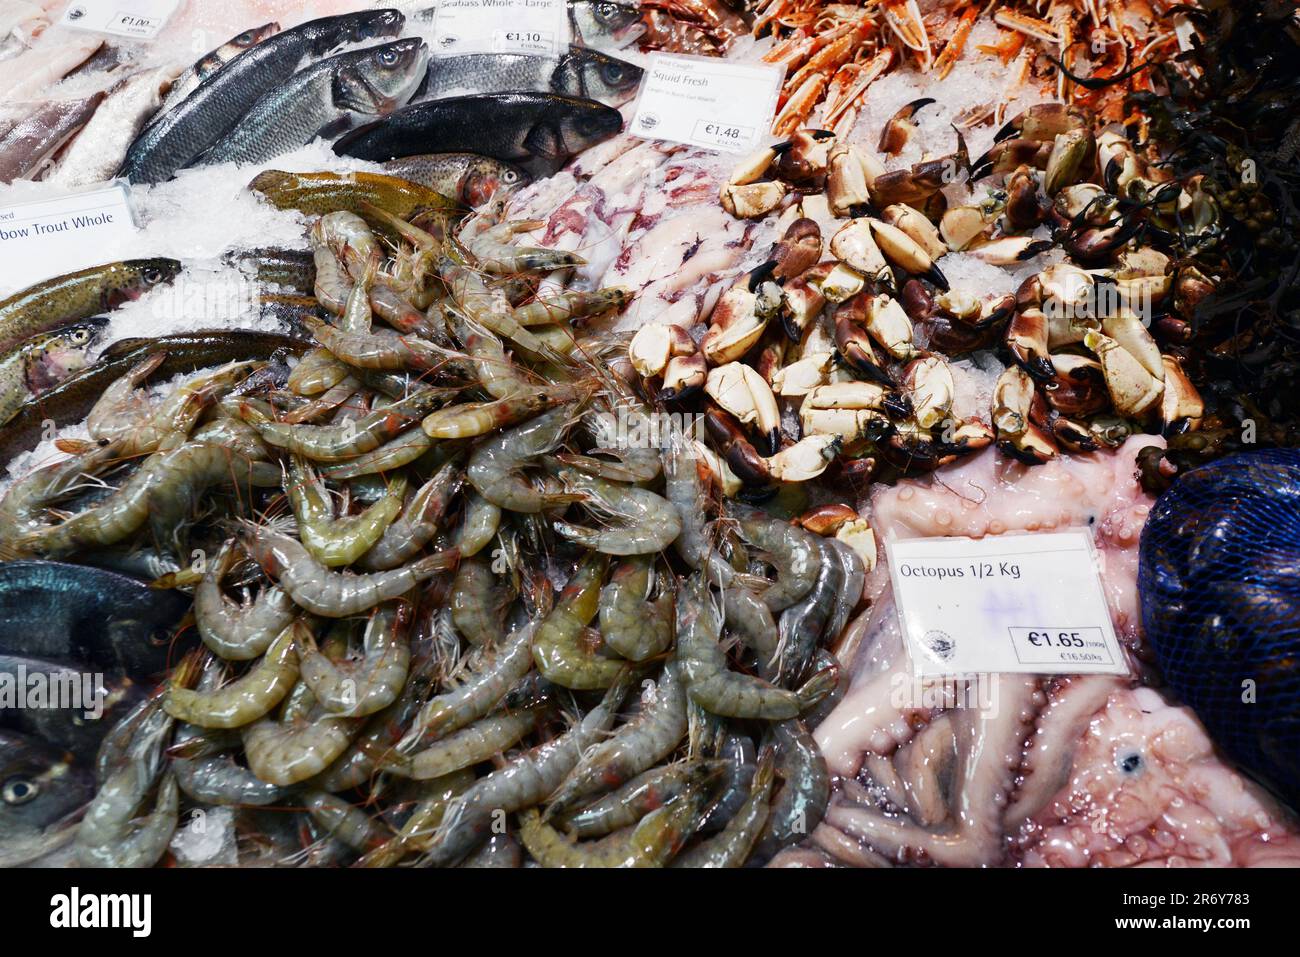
[1129,0,1300,489]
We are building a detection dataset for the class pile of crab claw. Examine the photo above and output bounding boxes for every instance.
[626,101,1211,489]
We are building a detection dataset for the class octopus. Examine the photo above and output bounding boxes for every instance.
[794,437,1300,868]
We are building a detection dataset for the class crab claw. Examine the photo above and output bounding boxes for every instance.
[865,292,921,360]
[994,102,1091,144]
[781,263,830,340]
[1043,353,1108,416]
[704,362,782,455]
[1084,330,1165,417]
[992,366,1058,465]
[966,236,1053,265]
[1004,165,1045,230]
[770,218,823,281]
[766,433,840,482]
[704,404,772,486]
[830,218,889,281]
[1004,308,1054,381]
[834,295,895,385]
[1043,128,1095,196]
[702,279,774,365]
[878,96,935,155]
[868,218,949,290]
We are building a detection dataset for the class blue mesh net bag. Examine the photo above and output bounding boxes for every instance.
[1139,448,1300,808]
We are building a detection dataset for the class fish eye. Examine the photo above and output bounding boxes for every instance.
[234,30,255,44]
[600,63,629,86]
[142,268,163,284]
[596,3,623,25]
[1116,749,1144,776]
[2,776,38,805]
[502,170,519,184]
[379,49,400,67]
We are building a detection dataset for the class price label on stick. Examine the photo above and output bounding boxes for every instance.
[60,0,180,39]
[886,531,1129,677]
[629,53,784,155]
[431,0,570,57]
[0,184,138,295]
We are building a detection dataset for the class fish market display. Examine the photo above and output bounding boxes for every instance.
[0,0,1297,874]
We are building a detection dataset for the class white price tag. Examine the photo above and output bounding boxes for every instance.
[431,0,570,57]
[629,53,783,154]
[0,184,138,294]
[886,531,1128,677]
[60,0,180,39]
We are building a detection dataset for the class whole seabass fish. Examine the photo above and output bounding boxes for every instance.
[117,9,406,183]
[333,92,623,176]
[0,259,179,352]
[199,38,429,167]
[568,0,646,53]
[382,153,530,206]
[47,68,178,189]
[0,729,94,868]
[0,93,105,184]
[0,319,106,426]
[153,22,281,119]
[0,330,307,466]
[420,47,643,108]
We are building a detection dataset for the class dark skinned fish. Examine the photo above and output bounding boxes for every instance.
[0,562,189,677]
[0,330,308,467]
[0,729,94,867]
[117,9,407,183]
[0,259,179,353]
[199,37,429,167]
[0,319,107,427]
[419,47,643,108]
[382,153,530,207]
[0,92,105,184]
[154,22,282,119]
[333,91,623,176]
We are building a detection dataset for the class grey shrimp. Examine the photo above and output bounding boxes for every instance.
[359,455,463,570]
[598,557,673,661]
[194,542,296,661]
[75,696,179,868]
[239,522,458,617]
[387,704,547,780]
[755,718,830,859]
[662,439,733,586]
[239,388,441,462]
[288,456,407,567]
[163,622,302,729]
[420,673,633,866]
[550,464,682,556]
[450,553,508,647]
[465,406,584,513]
[772,533,842,685]
[171,659,291,806]
[734,505,822,612]
[544,659,689,819]
[298,601,411,717]
[673,749,775,868]
[675,576,837,721]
